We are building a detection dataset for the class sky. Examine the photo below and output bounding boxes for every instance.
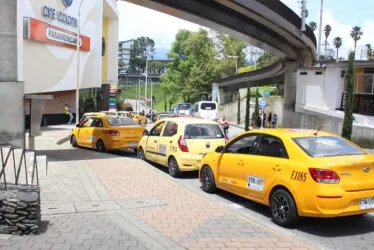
[117,0,374,60]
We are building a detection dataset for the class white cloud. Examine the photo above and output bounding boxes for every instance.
[117,1,201,49]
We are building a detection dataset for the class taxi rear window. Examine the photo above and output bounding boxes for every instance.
[184,124,224,139]
[293,136,366,157]
[201,103,216,110]
[106,117,138,126]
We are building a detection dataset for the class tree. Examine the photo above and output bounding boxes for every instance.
[324,25,332,53]
[342,52,355,140]
[148,61,165,75]
[238,65,255,74]
[129,37,155,73]
[308,21,317,32]
[366,44,374,60]
[333,37,343,59]
[253,88,260,128]
[256,52,278,69]
[118,59,125,70]
[237,93,241,125]
[350,26,363,51]
[245,86,250,131]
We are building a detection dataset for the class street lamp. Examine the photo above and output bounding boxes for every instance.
[227,55,239,74]
[142,74,153,111]
[76,0,86,125]
[144,49,159,111]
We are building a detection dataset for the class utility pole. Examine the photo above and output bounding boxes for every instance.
[76,0,86,124]
[317,0,324,57]
[300,0,307,32]
[144,54,148,111]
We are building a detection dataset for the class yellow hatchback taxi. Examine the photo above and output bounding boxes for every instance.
[137,118,228,177]
[199,129,374,227]
[70,114,145,153]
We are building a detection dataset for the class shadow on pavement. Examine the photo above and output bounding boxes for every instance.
[36,147,137,162]
[37,221,50,235]
[150,162,200,180]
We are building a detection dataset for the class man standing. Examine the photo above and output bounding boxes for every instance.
[68,104,73,124]
[64,104,69,124]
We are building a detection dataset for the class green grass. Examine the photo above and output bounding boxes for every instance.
[119,85,168,112]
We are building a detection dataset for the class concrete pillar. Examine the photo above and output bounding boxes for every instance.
[281,62,297,128]
[0,0,25,147]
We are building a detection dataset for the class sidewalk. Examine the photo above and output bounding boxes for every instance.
[0,127,320,250]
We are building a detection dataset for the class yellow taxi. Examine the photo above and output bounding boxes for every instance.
[130,111,147,125]
[80,112,106,123]
[70,114,145,153]
[137,118,228,177]
[101,111,132,118]
[153,113,188,123]
[199,128,374,227]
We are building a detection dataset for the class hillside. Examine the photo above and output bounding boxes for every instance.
[119,85,168,111]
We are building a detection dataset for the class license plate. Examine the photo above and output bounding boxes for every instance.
[247,175,264,192]
[128,142,137,147]
[359,197,374,210]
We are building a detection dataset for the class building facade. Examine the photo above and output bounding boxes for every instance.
[118,39,135,73]
[21,0,119,125]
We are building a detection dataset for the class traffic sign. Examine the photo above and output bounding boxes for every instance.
[260,100,266,108]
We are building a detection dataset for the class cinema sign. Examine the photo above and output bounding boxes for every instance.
[23,17,90,51]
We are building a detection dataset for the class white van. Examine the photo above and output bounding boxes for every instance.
[193,101,218,121]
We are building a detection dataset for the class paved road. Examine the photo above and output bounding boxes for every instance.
[143,121,374,250]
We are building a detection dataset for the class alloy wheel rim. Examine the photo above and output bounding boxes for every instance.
[169,159,176,174]
[138,149,144,160]
[200,168,210,189]
[272,194,289,221]
[97,142,103,151]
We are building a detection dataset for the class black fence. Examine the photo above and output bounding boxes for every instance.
[341,92,374,116]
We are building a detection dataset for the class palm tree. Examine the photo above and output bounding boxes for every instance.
[324,25,332,53]
[333,37,343,59]
[350,26,363,51]
[309,21,317,32]
[366,43,373,60]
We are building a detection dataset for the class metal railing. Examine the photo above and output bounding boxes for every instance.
[340,92,374,116]
[0,145,42,190]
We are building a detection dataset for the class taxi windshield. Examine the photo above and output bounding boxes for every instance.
[293,136,366,157]
[184,124,224,139]
[106,117,138,126]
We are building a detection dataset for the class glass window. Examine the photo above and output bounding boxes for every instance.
[200,102,217,110]
[81,118,93,127]
[184,124,224,139]
[106,117,138,126]
[293,136,366,157]
[225,135,258,154]
[163,122,178,137]
[257,135,288,159]
[91,118,103,127]
[150,122,165,136]
[178,104,191,110]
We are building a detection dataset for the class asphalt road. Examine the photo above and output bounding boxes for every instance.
[143,121,374,250]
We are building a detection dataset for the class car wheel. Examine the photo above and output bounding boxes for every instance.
[200,166,217,193]
[70,135,78,147]
[96,140,106,153]
[168,157,180,178]
[270,189,299,227]
[137,147,146,161]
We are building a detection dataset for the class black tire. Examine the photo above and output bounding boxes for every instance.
[137,147,146,161]
[168,157,181,178]
[270,189,299,227]
[70,135,78,147]
[200,166,217,193]
[96,140,106,153]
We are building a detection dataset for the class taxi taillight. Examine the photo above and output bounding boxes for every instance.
[178,136,189,152]
[309,168,340,184]
[108,130,120,136]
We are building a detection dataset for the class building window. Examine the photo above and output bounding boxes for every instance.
[102,37,105,57]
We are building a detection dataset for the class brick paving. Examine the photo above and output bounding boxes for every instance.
[0,127,320,250]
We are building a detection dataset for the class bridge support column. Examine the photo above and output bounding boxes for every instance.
[281,62,297,128]
[0,0,25,147]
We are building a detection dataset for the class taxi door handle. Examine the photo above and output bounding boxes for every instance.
[238,160,244,166]
[169,141,173,143]
[272,165,281,171]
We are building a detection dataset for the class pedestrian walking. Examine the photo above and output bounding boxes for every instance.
[267,112,272,128]
[68,104,73,124]
[263,112,267,128]
[272,113,277,128]
[64,104,70,124]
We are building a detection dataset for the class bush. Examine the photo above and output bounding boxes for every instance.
[121,102,134,111]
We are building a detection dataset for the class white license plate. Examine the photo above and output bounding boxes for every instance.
[359,197,374,210]
[247,175,264,192]
[128,142,137,147]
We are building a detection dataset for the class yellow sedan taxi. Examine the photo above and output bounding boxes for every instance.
[130,112,147,125]
[137,118,228,177]
[70,114,145,153]
[199,129,374,227]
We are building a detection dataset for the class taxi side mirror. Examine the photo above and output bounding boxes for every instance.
[215,146,224,153]
[143,130,149,136]
[76,124,80,128]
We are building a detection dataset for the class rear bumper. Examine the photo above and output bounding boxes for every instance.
[299,189,374,217]
[178,155,203,171]
[106,140,138,150]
